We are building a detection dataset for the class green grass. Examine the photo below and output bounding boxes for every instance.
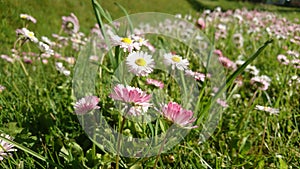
[0,0,299,168]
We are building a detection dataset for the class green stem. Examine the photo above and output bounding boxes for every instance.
[116,116,126,169]
[153,130,170,169]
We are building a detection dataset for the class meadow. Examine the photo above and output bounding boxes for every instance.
[0,0,299,168]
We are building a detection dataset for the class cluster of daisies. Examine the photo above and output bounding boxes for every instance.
[1,13,87,77]
[195,7,300,46]
[74,42,199,129]
[74,84,197,129]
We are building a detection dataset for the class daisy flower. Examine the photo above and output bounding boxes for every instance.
[291,59,300,69]
[126,51,155,76]
[55,62,70,76]
[0,134,17,161]
[161,102,197,129]
[250,75,271,91]
[214,49,223,57]
[109,84,151,116]
[1,55,14,63]
[131,35,155,52]
[277,54,289,65]
[163,53,189,70]
[185,70,208,82]
[20,14,36,24]
[233,33,244,48]
[216,98,229,108]
[38,42,54,55]
[131,35,147,50]
[62,13,80,35]
[146,78,164,89]
[120,37,135,52]
[111,35,138,53]
[255,105,279,115]
[197,18,206,30]
[74,96,100,115]
[41,36,55,46]
[16,28,38,43]
[218,56,237,70]
[287,50,299,58]
[245,65,260,76]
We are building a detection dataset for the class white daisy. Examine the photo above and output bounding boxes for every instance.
[16,28,39,43]
[126,51,155,76]
[111,35,136,53]
[255,105,279,115]
[20,14,36,23]
[131,35,148,50]
[163,53,189,70]
[38,42,54,55]
[55,62,71,76]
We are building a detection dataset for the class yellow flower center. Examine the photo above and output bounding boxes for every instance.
[122,38,132,44]
[20,14,27,19]
[28,31,35,38]
[67,22,74,29]
[171,55,181,63]
[135,58,147,66]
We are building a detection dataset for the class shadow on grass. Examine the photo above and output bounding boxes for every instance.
[186,0,210,11]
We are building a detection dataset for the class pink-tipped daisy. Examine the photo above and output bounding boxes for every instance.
[163,53,189,70]
[0,134,17,161]
[277,54,289,65]
[161,102,197,129]
[126,51,155,76]
[109,84,151,116]
[250,75,271,91]
[214,49,223,57]
[0,55,14,63]
[185,70,209,82]
[197,18,206,30]
[216,98,229,108]
[62,13,80,35]
[146,78,164,89]
[74,96,100,115]
[218,56,237,70]
[20,14,37,24]
[291,59,300,69]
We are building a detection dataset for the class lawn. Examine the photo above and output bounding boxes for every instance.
[0,0,299,168]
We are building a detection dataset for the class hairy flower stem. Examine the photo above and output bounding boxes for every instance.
[116,104,132,166]
[153,130,170,169]
[116,116,126,169]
